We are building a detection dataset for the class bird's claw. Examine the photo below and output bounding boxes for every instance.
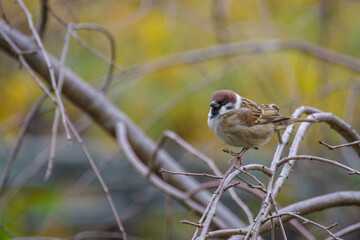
[222,148,238,157]
[222,148,243,166]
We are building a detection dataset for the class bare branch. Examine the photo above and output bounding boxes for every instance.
[71,23,116,92]
[0,93,46,195]
[45,109,60,181]
[146,130,254,224]
[264,212,341,240]
[180,220,203,228]
[326,222,360,240]
[315,113,360,156]
[15,0,71,141]
[67,119,127,240]
[115,122,231,229]
[0,26,56,102]
[205,228,248,239]
[159,168,222,179]
[260,191,360,234]
[196,168,240,239]
[0,20,244,229]
[319,139,360,150]
[277,155,360,175]
[241,164,272,177]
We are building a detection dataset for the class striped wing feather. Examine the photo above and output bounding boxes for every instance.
[236,97,290,126]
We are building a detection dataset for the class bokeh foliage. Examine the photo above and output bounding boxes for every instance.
[0,0,359,239]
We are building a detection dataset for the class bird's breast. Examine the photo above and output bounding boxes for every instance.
[208,115,276,148]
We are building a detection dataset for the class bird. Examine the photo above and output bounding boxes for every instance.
[207,89,317,164]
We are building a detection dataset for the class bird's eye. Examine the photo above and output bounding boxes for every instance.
[221,100,228,105]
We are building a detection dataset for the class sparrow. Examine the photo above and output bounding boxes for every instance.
[207,90,317,164]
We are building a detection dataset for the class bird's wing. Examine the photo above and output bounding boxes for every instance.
[230,97,290,126]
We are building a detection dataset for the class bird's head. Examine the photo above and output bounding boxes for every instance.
[208,90,242,119]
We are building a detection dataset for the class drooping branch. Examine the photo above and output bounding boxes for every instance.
[0,19,244,229]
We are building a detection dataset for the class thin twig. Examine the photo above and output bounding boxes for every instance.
[164,194,173,240]
[71,23,116,92]
[259,191,360,235]
[270,195,287,240]
[235,166,266,190]
[263,212,341,240]
[159,168,222,179]
[148,131,254,223]
[0,27,56,102]
[43,23,73,181]
[277,155,360,175]
[45,109,60,181]
[146,132,168,178]
[319,140,360,150]
[16,0,71,142]
[195,168,240,239]
[325,222,360,240]
[236,176,267,193]
[1,115,93,209]
[66,119,127,240]
[205,228,248,239]
[0,93,47,195]
[180,220,203,228]
[40,149,118,232]
[36,0,48,39]
[115,122,230,229]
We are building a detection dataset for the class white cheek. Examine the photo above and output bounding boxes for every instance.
[219,106,228,115]
[207,108,212,118]
[235,94,242,109]
[207,109,212,126]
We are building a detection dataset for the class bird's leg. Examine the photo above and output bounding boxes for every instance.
[236,148,249,165]
[222,147,249,166]
[222,148,238,157]
[276,130,283,144]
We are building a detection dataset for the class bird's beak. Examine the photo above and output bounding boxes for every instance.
[210,100,220,108]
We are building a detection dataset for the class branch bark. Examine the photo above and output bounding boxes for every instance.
[0,19,243,229]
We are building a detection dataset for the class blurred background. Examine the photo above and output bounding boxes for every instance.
[0,0,359,239]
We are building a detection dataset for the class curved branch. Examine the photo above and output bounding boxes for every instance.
[277,155,360,175]
[206,191,360,239]
[259,191,360,233]
[0,19,245,229]
[116,38,360,94]
[71,23,116,92]
[314,113,360,156]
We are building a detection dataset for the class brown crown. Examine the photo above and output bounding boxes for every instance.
[211,90,237,103]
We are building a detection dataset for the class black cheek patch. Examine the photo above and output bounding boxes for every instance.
[226,105,234,110]
[211,108,219,117]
